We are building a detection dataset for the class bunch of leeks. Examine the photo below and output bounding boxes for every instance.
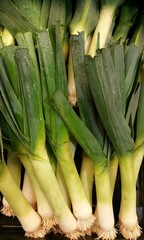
[0,34,78,238]
[0,1,144,240]
[51,37,144,240]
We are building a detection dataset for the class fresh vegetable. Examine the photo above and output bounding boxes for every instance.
[70,32,116,238]
[88,0,126,56]
[0,2,144,240]
[67,0,99,106]
[84,45,143,239]
[0,129,45,237]
[37,26,95,236]
[50,90,116,239]
[1,150,21,217]
[0,43,77,236]
[112,0,139,44]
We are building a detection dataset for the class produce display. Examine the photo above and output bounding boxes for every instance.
[0,0,144,240]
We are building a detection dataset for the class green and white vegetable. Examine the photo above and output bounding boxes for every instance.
[0,2,144,240]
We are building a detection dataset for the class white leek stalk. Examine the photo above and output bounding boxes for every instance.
[56,162,71,208]
[118,154,141,239]
[28,147,78,234]
[54,163,71,235]
[0,150,45,238]
[22,170,37,209]
[1,150,21,217]
[37,28,93,234]
[88,0,125,57]
[79,153,95,235]
[2,28,15,46]
[19,153,56,234]
[92,166,116,240]
[55,141,93,230]
[50,91,116,239]
[80,152,94,206]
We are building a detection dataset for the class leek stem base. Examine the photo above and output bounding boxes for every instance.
[118,220,142,239]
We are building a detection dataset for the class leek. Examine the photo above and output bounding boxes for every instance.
[2,28,15,46]
[12,0,42,29]
[88,0,125,57]
[16,48,77,232]
[84,45,143,239]
[48,0,67,42]
[0,2,143,239]
[21,170,36,210]
[80,152,94,207]
[130,10,144,46]
[68,0,99,106]
[50,90,116,239]
[0,129,45,237]
[39,0,51,30]
[0,0,39,37]
[134,69,144,179]
[112,0,139,44]
[70,32,117,238]
[37,27,94,235]
[1,150,21,217]
[1,104,62,235]
[48,0,72,60]
[19,153,55,235]
[56,162,71,208]
[129,11,144,180]
[0,44,77,235]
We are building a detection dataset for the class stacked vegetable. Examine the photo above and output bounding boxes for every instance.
[0,0,144,240]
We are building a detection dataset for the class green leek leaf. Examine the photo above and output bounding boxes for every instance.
[70,32,104,146]
[50,90,107,168]
[15,48,45,153]
[0,0,38,36]
[85,49,134,156]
